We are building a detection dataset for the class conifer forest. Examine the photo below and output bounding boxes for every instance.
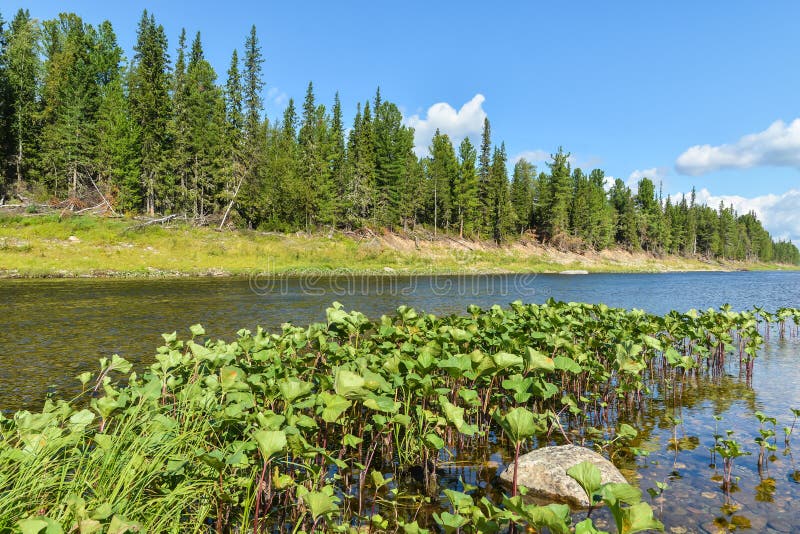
[0,8,797,264]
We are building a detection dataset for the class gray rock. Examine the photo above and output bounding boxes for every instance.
[559,269,589,275]
[499,444,627,508]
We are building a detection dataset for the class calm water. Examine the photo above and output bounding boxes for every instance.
[2,271,799,532]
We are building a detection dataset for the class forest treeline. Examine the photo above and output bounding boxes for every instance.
[0,9,797,264]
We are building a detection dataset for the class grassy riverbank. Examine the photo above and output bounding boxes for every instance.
[0,213,794,278]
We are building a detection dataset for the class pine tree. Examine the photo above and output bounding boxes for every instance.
[0,11,9,193]
[427,129,457,233]
[609,178,639,248]
[297,81,333,229]
[5,9,40,188]
[540,147,572,240]
[489,143,515,242]
[129,10,171,215]
[329,92,347,225]
[587,169,614,249]
[347,101,375,224]
[477,117,492,236]
[219,48,245,228]
[510,158,534,234]
[454,137,478,237]
[373,91,413,228]
[243,25,263,140]
[170,28,190,211]
[95,72,140,211]
[185,32,226,218]
[238,25,265,221]
[38,13,100,198]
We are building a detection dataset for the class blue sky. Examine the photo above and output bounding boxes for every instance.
[8,1,800,242]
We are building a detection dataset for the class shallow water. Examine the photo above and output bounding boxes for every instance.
[2,271,799,532]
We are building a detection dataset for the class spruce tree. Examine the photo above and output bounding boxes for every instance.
[185,32,226,218]
[427,129,457,232]
[489,143,515,242]
[297,81,333,229]
[129,10,171,215]
[373,92,413,228]
[219,48,245,227]
[510,158,535,234]
[238,25,265,221]
[38,13,99,198]
[5,9,40,188]
[477,117,492,236]
[454,137,478,237]
[329,92,347,225]
[541,147,572,240]
[170,28,191,211]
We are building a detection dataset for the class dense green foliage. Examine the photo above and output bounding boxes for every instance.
[1,300,797,532]
[0,8,797,264]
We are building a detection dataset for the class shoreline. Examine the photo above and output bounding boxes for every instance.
[1,214,797,279]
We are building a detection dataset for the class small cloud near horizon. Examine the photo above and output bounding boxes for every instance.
[405,94,487,157]
[675,118,800,176]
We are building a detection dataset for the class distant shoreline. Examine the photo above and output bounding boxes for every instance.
[1,214,796,279]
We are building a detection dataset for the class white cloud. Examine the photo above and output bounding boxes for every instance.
[512,150,582,168]
[628,167,667,185]
[513,150,550,164]
[676,118,800,175]
[266,87,288,107]
[679,188,800,243]
[406,94,487,156]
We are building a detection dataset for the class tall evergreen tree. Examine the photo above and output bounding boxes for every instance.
[170,28,191,211]
[238,25,265,220]
[5,9,40,188]
[488,143,515,242]
[477,118,492,236]
[38,13,99,197]
[296,81,333,229]
[454,137,478,237]
[218,48,245,227]
[329,92,347,225]
[609,178,639,248]
[346,102,375,223]
[185,32,226,218]
[373,91,413,228]
[129,10,171,214]
[540,147,572,240]
[427,129,457,232]
[510,158,535,234]
[586,169,614,248]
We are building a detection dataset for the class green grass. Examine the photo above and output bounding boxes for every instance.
[0,213,794,277]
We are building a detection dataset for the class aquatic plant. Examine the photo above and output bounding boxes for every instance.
[0,300,794,531]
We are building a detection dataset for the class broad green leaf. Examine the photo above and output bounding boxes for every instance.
[334,369,367,398]
[493,407,543,443]
[252,429,287,460]
[575,518,610,534]
[318,392,351,423]
[525,347,555,372]
[526,503,572,534]
[424,432,444,450]
[567,461,602,502]
[303,490,340,520]
[491,351,524,370]
[620,501,664,533]
[189,324,205,336]
[553,355,582,373]
[107,515,141,534]
[278,377,313,402]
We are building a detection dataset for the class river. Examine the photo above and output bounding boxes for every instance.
[2,271,799,532]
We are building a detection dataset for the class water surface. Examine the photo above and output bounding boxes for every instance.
[2,271,799,532]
